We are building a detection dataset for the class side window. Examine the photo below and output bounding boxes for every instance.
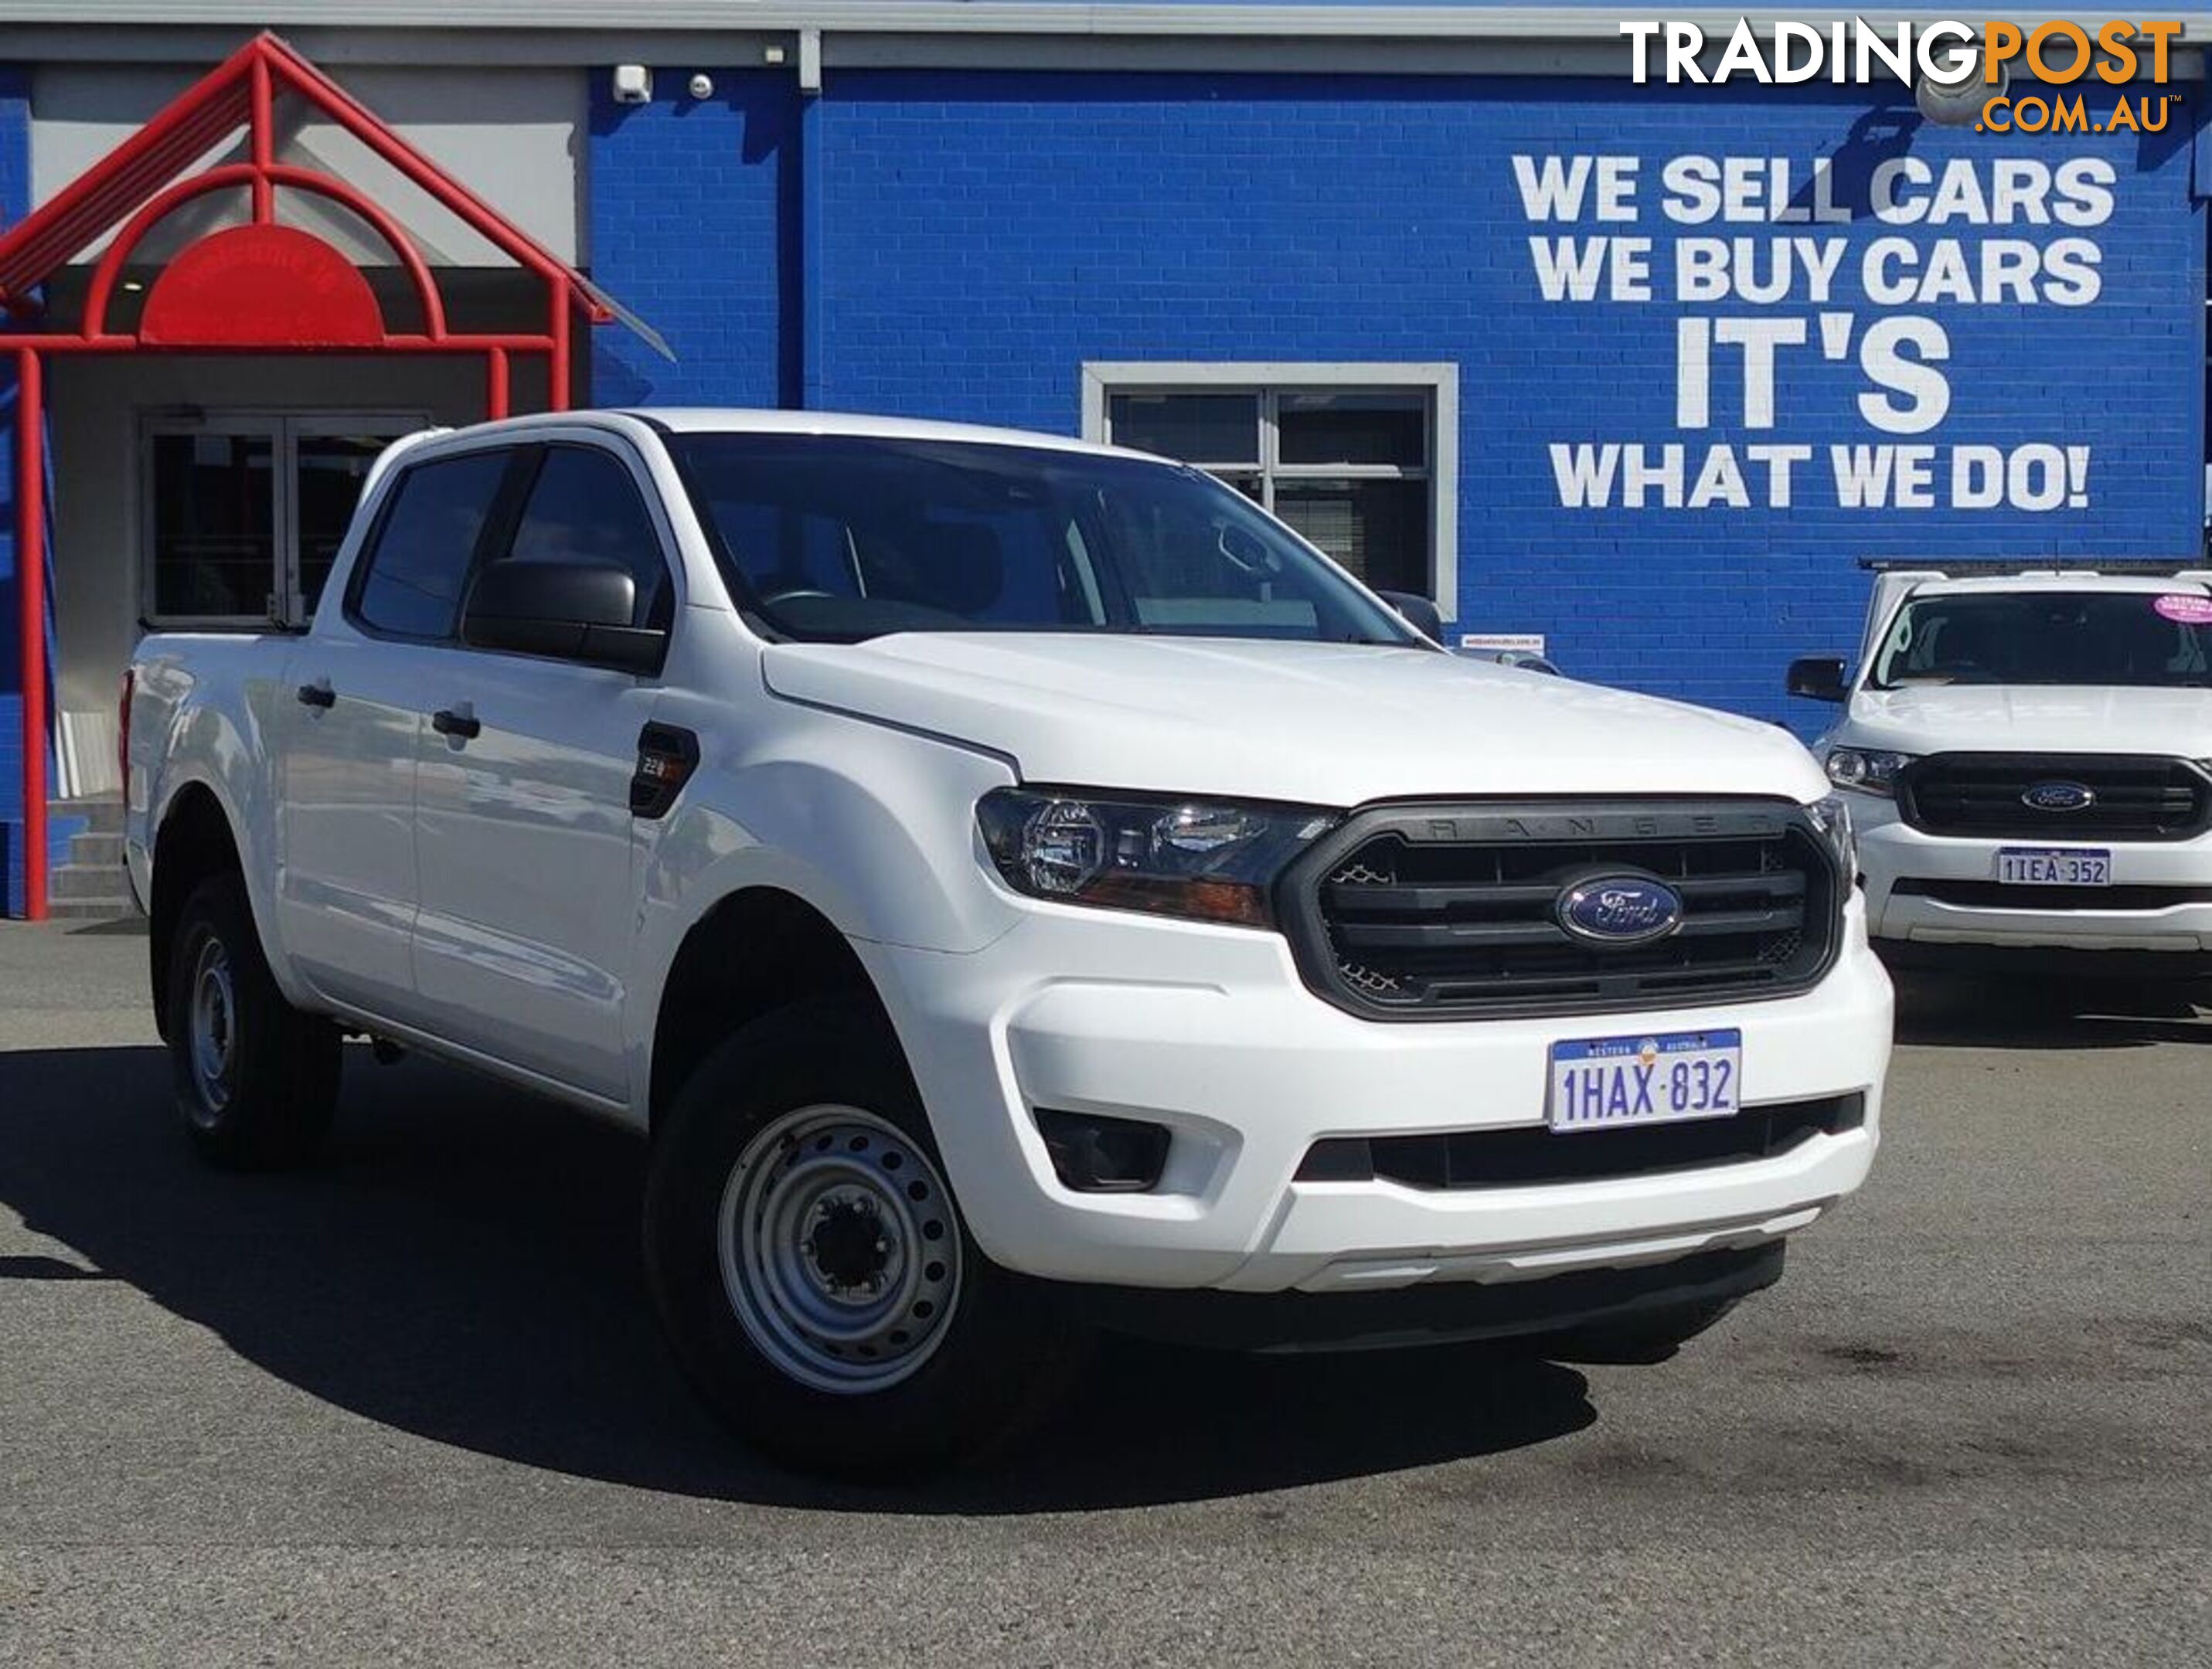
[498,446,672,628]
[352,450,512,639]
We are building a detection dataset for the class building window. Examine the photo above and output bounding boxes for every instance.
[141,411,425,627]
[1081,363,1458,618]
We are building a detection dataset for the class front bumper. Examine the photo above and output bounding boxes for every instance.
[858,894,1892,1295]
[1854,794,2212,954]
[1062,1240,1785,1352]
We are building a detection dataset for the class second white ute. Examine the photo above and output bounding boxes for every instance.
[1792,565,2212,986]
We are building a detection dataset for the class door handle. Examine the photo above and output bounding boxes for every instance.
[430,707,482,740]
[296,682,335,709]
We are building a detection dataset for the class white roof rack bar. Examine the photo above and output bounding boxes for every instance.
[1856,557,2212,575]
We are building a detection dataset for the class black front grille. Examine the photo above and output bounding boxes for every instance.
[1899,754,2211,841]
[1893,878,2212,911]
[1295,1094,1866,1189]
[1280,801,1843,1020]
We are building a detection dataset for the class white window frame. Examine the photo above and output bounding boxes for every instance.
[1080,361,1459,623]
[140,409,426,629]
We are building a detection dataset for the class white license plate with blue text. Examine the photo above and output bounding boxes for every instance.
[1995,848,2111,885]
[1547,1029,1742,1134]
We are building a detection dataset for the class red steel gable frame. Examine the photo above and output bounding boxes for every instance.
[0,32,616,918]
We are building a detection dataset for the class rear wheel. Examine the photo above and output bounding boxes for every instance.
[165,873,341,1169]
[644,999,1084,1475]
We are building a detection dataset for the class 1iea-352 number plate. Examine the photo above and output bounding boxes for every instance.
[1547,1029,1742,1134]
[1995,847,2111,885]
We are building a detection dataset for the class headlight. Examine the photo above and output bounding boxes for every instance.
[976,788,1335,927]
[1824,746,1916,797]
[1805,793,1858,881]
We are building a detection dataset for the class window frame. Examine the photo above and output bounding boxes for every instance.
[489,440,681,638]
[344,431,684,671]
[342,443,532,647]
[1080,362,1459,621]
[138,408,426,631]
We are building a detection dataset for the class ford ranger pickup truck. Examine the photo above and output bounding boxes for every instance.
[1790,566,2212,987]
[128,410,1893,1472]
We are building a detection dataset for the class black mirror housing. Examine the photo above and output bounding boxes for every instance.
[1787,654,1850,702]
[462,559,666,674]
[1374,589,1444,643]
[1492,649,1561,676]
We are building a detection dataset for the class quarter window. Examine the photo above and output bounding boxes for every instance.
[351,449,512,640]
[499,446,672,628]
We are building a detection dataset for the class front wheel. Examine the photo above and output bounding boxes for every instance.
[643,999,1084,1475]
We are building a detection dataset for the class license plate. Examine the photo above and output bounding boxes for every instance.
[1995,847,2111,885]
[1547,1029,1742,1134]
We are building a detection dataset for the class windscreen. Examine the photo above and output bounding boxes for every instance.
[665,433,1418,647]
[1870,590,2212,689]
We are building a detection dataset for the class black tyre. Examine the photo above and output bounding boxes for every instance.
[1529,1297,1739,1366]
[166,872,342,1169]
[644,998,1084,1476]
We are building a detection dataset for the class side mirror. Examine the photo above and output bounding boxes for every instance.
[462,559,666,674]
[1492,648,1561,676]
[1374,590,1444,643]
[1787,655,1850,703]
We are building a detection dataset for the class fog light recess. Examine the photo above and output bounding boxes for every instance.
[1033,1109,1171,1193]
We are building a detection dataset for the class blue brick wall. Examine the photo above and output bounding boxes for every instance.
[590,70,798,409]
[601,70,2207,730]
[1,65,33,916]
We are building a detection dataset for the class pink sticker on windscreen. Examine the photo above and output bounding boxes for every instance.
[2152,593,2212,624]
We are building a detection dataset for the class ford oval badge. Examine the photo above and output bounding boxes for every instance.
[2022,780,2096,812]
[1556,875,1686,946]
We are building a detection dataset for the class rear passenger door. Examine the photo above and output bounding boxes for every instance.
[277,446,516,1025]
[410,440,678,1103]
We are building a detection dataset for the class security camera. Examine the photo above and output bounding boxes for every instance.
[1916,51,2003,127]
[688,73,715,100]
[611,63,652,106]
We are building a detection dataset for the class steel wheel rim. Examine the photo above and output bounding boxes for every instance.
[187,936,237,1121]
[717,1104,963,1394]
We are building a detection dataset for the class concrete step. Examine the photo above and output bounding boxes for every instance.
[37,798,134,919]
[48,896,141,921]
[68,831,126,868]
[50,864,131,902]
[49,797,124,834]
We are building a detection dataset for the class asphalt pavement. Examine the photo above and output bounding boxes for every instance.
[1,919,2206,1666]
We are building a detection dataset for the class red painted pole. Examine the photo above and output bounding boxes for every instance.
[15,347,47,921]
[249,56,275,223]
[485,346,509,419]
[547,291,571,412]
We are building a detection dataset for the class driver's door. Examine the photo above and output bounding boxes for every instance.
[410,440,678,1102]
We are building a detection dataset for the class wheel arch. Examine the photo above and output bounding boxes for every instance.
[148,780,247,1040]
[647,885,900,1136]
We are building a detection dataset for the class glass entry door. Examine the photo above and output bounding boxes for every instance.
[144,411,421,627]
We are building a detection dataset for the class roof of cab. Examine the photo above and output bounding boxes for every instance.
[382,407,1165,465]
[618,406,1138,459]
[1911,571,2212,597]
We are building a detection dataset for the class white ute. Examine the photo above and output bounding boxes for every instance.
[128,410,1893,1472]
[1791,565,2212,987]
